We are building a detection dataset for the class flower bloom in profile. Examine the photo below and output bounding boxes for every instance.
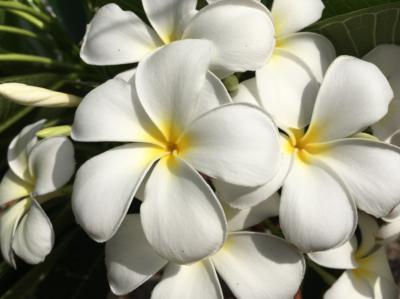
[219,55,400,253]
[364,44,400,145]
[71,40,281,264]
[309,213,397,299]
[0,120,75,267]
[0,83,81,107]
[105,197,305,299]
[80,0,275,78]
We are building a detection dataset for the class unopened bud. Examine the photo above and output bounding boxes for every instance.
[36,125,72,138]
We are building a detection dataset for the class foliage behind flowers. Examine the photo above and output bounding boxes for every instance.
[0,0,400,298]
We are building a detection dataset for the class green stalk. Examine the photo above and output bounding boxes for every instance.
[0,1,51,23]
[0,106,34,134]
[0,24,41,39]
[306,258,337,286]
[7,9,45,29]
[0,53,82,71]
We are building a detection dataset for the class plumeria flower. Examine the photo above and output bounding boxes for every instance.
[80,0,275,78]
[217,55,400,253]
[105,195,305,299]
[253,0,336,130]
[309,213,397,299]
[71,40,281,264]
[0,120,75,267]
[0,83,81,107]
[364,44,400,146]
[377,204,400,244]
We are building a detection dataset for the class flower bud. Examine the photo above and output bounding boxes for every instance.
[0,83,81,107]
[36,125,72,138]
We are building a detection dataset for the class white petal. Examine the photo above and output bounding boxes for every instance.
[0,170,32,206]
[8,120,45,182]
[363,44,400,80]
[72,144,164,242]
[194,71,232,119]
[372,276,398,299]
[152,260,223,299]
[183,0,275,78]
[72,78,164,145]
[181,103,281,186]
[231,77,262,106]
[310,138,400,218]
[28,137,75,196]
[142,0,196,43]
[80,3,162,65]
[141,156,226,264]
[0,198,29,267]
[356,213,379,258]
[222,193,280,232]
[105,214,167,295]
[114,68,136,83]
[0,83,80,107]
[308,239,358,269]
[212,232,305,299]
[324,271,373,299]
[280,158,356,252]
[304,56,393,143]
[271,0,324,37]
[377,220,400,243]
[371,99,400,142]
[213,139,291,208]
[136,39,212,140]
[12,199,53,264]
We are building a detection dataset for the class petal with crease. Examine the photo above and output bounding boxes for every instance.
[72,143,164,242]
[152,260,223,299]
[222,193,280,232]
[212,232,305,299]
[12,199,54,264]
[80,3,162,65]
[183,0,275,78]
[181,103,281,187]
[72,78,164,145]
[272,0,324,37]
[8,120,45,182]
[280,158,356,252]
[142,0,197,43]
[0,198,29,267]
[304,56,393,143]
[105,214,167,295]
[0,170,32,206]
[28,137,75,196]
[136,39,212,140]
[309,139,400,218]
[141,156,226,264]
[308,239,358,269]
[324,271,373,299]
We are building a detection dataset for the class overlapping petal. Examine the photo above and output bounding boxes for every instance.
[142,0,196,43]
[72,78,164,145]
[152,261,223,299]
[28,137,75,196]
[309,139,400,218]
[105,214,167,295]
[271,0,324,37]
[136,39,212,140]
[324,271,373,299]
[212,232,305,299]
[183,0,275,78]
[80,3,162,65]
[72,144,165,242]
[140,156,226,264]
[181,103,281,186]
[304,56,393,143]
[280,158,356,252]
[0,170,32,206]
[12,199,54,264]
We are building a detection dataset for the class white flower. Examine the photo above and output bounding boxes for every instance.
[217,55,400,253]
[105,196,305,299]
[309,213,397,299]
[0,120,75,267]
[365,44,400,145]
[80,0,275,78]
[0,83,81,107]
[71,39,281,264]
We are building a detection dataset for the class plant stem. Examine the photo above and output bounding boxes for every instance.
[0,106,34,134]
[7,10,45,29]
[306,258,337,286]
[0,1,51,23]
[0,24,41,39]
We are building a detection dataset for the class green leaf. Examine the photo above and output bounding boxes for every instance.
[309,2,400,57]
[322,0,400,18]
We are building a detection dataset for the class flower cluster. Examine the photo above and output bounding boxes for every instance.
[0,0,400,298]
